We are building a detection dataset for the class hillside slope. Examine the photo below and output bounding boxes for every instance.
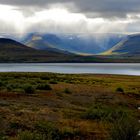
[25,34,70,54]
[104,34,140,55]
[0,38,79,62]
[0,38,34,52]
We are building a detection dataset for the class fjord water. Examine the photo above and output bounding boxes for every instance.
[0,63,140,75]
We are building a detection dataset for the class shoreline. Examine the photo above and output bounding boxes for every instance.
[0,72,139,76]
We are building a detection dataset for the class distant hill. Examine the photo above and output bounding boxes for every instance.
[103,34,140,55]
[0,38,34,52]
[22,33,125,54]
[24,34,71,54]
[0,38,80,62]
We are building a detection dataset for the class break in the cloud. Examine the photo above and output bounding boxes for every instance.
[0,0,140,35]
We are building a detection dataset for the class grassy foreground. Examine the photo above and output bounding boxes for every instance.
[0,72,139,140]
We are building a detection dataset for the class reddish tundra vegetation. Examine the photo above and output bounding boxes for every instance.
[0,73,139,140]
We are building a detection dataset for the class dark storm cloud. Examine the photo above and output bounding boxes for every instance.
[0,0,139,34]
[0,0,140,18]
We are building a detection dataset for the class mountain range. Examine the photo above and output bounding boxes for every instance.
[22,33,125,54]
[0,33,140,62]
[0,38,82,62]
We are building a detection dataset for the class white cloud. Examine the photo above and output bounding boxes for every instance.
[0,4,139,36]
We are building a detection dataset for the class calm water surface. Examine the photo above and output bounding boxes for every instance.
[0,63,140,76]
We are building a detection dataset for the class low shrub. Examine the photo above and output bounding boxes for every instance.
[34,121,82,140]
[36,84,52,90]
[0,134,7,140]
[6,85,13,92]
[17,131,44,140]
[61,127,81,140]
[82,104,132,122]
[64,88,71,94]
[116,87,124,93]
[23,84,35,94]
[35,121,60,140]
[0,80,4,87]
[10,121,28,130]
[82,104,108,121]
[109,117,140,140]
[49,80,58,84]
[40,76,50,80]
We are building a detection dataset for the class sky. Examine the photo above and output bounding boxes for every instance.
[0,0,140,36]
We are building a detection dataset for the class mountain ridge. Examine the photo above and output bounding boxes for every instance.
[0,34,140,63]
[103,34,140,55]
[22,33,125,54]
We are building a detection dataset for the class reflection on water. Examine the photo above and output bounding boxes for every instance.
[0,63,139,76]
